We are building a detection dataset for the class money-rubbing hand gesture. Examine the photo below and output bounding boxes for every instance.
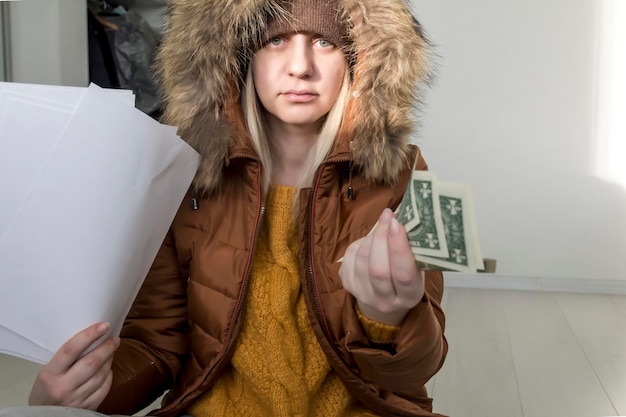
[340,208,425,326]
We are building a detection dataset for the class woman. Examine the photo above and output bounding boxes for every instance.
[12,0,447,416]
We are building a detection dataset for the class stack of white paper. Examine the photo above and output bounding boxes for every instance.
[0,82,200,364]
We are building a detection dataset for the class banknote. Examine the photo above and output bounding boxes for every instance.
[394,170,421,232]
[418,258,497,273]
[406,171,449,258]
[413,181,485,273]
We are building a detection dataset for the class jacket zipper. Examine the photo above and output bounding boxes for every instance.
[157,157,266,415]
[306,158,351,339]
[306,164,330,338]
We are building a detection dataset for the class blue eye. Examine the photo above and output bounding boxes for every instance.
[269,37,284,46]
[316,39,334,48]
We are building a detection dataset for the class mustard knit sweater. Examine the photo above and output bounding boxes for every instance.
[189,186,398,417]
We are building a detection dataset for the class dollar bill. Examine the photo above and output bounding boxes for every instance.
[418,258,497,273]
[406,171,449,258]
[413,181,485,273]
[394,167,421,232]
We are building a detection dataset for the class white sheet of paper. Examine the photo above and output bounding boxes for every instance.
[0,84,135,230]
[0,82,135,107]
[0,93,76,238]
[0,326,54,364]
[0,84,199,363]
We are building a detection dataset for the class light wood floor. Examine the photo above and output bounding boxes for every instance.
[1,288,625,417]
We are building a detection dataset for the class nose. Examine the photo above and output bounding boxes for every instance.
[287,35,314,78]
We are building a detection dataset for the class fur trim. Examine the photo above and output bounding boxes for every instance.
[156,0,432,192]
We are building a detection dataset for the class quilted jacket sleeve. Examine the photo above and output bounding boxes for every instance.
[342,270,447,397]
[98,230,190,415]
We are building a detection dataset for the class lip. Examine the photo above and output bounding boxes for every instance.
[282,90,317,103]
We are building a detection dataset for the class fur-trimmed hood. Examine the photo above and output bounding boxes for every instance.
[156,0,432,193]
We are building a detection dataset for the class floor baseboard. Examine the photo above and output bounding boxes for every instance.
[444,274,626,295]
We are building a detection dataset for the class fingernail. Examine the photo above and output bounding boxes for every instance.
[96,322,110,333]
[114,337,121,349]
[390,217,402,236]
[381,208,393,222]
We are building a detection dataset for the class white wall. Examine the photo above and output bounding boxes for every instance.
[8,0,87,86]
[412,0,626,282]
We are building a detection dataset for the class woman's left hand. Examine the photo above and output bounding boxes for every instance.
[339,208,425,326]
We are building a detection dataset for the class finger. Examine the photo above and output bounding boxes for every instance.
[339,238,365,295]
[77,366,113,410]
[388,216,424,302]
[346,236,371,298]
[354,234,374,297]
[72,355,115,409]
[47,323,111,375]
[367,209,395,297]
[65,336,119,390]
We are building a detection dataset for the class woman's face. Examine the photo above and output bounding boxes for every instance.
[252,32,347,131]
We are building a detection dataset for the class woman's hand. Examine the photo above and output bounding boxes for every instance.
[29,322,120,410]
[340,208,425,326]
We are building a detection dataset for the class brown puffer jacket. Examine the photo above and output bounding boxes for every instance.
[99,0,448,415]
[100,143,447,417]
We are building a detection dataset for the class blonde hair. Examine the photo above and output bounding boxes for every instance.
[242,63,351,201]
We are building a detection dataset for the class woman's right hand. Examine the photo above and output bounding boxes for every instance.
[29,322,120,410]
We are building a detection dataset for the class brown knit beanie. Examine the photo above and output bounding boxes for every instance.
[263,0,350,50]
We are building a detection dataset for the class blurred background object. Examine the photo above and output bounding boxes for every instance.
[87,0,166,118]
